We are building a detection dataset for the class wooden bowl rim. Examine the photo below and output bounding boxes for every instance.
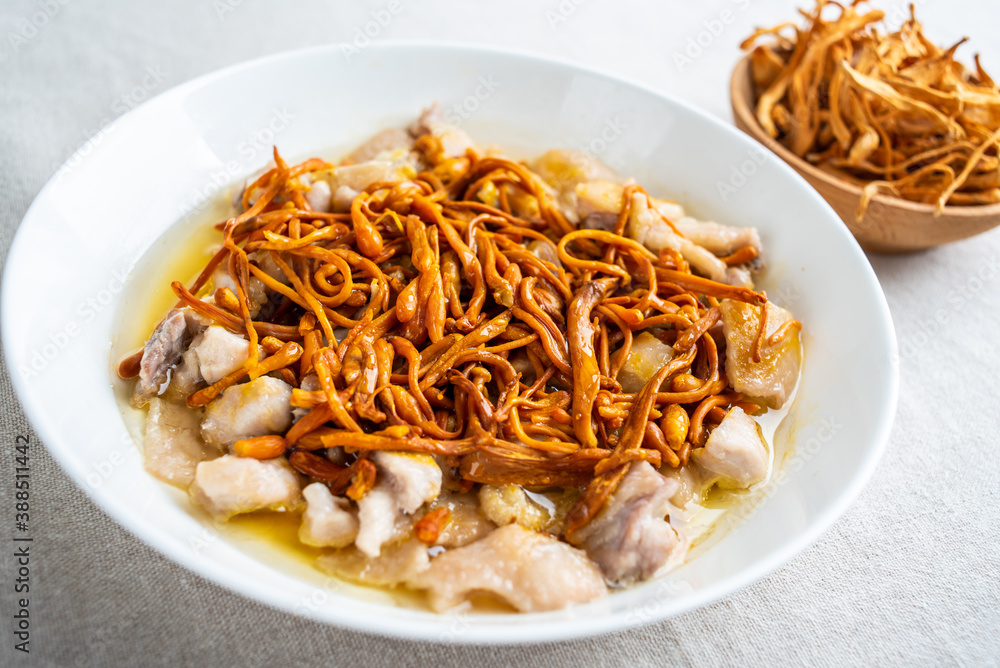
[729,53,1000,219]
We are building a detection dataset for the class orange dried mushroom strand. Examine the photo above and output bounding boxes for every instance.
[287,450,376,497]
[345,459,377,501]
[233,435,288,460]
[564,359,678,538]
[414,507,452,544]
[186,341,303,408]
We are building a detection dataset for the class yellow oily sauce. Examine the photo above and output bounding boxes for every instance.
[114,202,228,360]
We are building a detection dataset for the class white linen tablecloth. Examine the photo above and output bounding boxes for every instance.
[1,1,997,665]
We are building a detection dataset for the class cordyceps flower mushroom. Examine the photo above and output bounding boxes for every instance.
[743,0,1000,215]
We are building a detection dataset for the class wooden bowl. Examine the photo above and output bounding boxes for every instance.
[730,54,1000,253]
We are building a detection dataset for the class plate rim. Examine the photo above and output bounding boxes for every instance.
[1,39,899,644]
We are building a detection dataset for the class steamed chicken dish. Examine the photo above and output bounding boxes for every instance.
[119,107,802,613]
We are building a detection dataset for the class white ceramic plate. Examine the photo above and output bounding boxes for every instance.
[2,43,897,643]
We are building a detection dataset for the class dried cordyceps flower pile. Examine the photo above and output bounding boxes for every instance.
[743,0,1000,215]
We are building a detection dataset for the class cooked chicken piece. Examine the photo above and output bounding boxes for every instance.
[724,265,755,289]
[652,198,686,221]
[355,486,398,557]
[477,486,578,534]
[627,193,730,283]
[409,104,478,159]
[324,161,398,191]
[429,492,496,548]
[506,185,544,222]
[569,461,685,584]
[311,151,420,213]
[475,180,501,208]
[478,484,551,532]
[432,125,477,159]
[577,181,760,259]
[143,398,219,489]
[413,524,607,612]
[374,451,442,512]
[575,180,625,218]
[157,309,219,402]
[189,326,255,385]
[580,212,618,232]
[186,308,214,333]
[344,127,415,165]
[131,309,190,407]
[527,239,561,266]
[190,454,301,520]
[331,184,359,213]
[612,331,675,394]
[249,250,290,286]
[719,299,801,409]
[165,346,203,399]
[693,407,769,489]
[648,199,761,257]
[299,482,359,548]
[305,178,332,213]
[317,539,430,587]
[531,150,620,221]
[473,179,542,223]
[660,464,704,508]
[355,452,442,557]
[200,376,294,447]
[669,216,762,256]
[532,150,620,193]
[211,264,269,315]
